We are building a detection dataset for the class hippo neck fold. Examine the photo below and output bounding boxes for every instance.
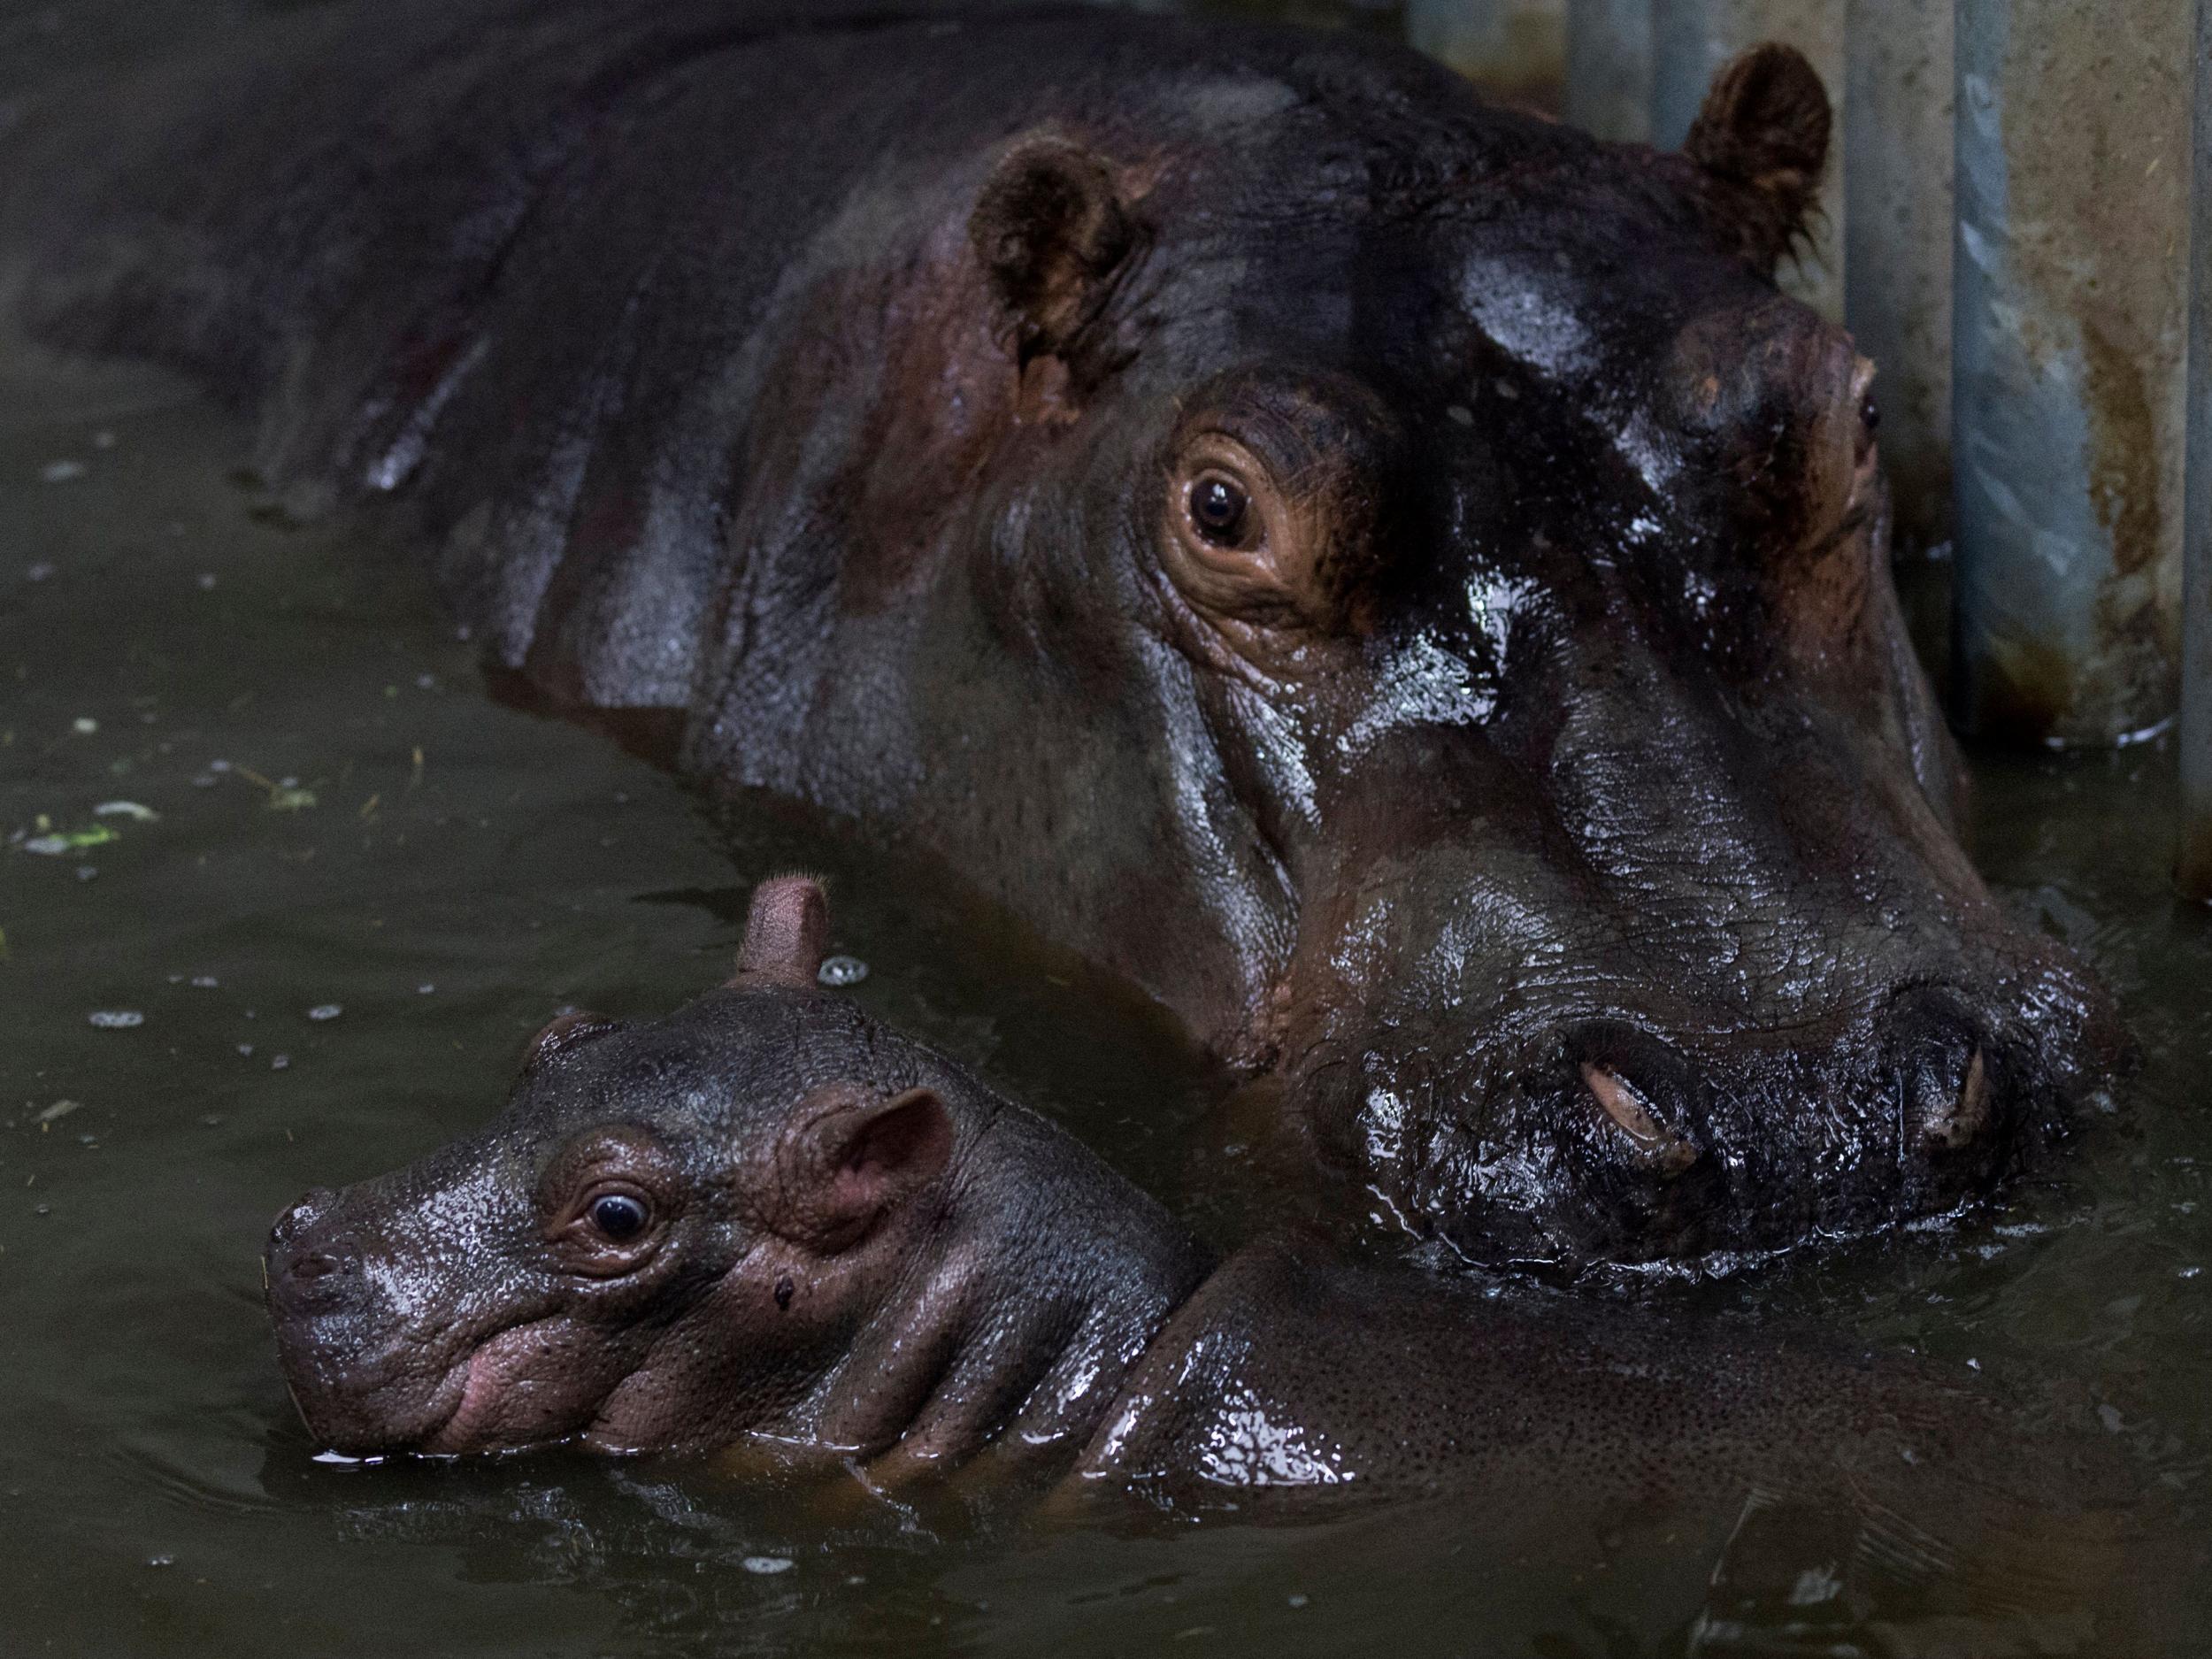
[780,1106,1213,1480]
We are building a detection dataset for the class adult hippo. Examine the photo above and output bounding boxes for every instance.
[2,1,2118,1263]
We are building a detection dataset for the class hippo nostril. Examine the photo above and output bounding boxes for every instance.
[288,1250,346,1284]
[1579,1063,1698,1176]
[1920,1048,1992,1153]
[270,1187,337,1248]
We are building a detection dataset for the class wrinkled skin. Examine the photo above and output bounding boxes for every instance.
[267,879,1210,1466]
[8,2,2121,1263]
[266,882,2177,1644]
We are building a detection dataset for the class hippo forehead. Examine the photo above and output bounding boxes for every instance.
[504,989,915,1157]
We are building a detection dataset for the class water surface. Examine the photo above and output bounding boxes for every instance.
[4,329,2209,1655]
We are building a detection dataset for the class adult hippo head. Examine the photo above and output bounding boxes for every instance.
[10,8,2119,1263]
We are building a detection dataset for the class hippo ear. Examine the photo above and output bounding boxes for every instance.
[969,135,1137,363]
[770,1085,954,1250]
[1682,42,1831,270]
[731,875,829,988]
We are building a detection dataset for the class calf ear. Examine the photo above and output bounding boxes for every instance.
[970,135,1137,362]
[1682,42,1831,272]
[770,1085,954,1250]
[732,875,829,987]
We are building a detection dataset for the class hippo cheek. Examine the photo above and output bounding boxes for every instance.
[413,1317,646,1455]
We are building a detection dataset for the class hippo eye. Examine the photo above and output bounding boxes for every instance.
[1187,472,1252,548]
[588,1193,649,1241]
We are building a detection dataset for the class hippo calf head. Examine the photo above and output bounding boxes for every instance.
[757,39,2120,1265]
[265,879,1200,1460]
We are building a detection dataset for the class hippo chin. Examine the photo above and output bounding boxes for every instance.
[12,2,2123,1263]
[264,880,2172,1646]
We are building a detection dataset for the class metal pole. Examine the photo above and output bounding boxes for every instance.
[1842,0,1952,558]
[2180,0,2212,897]
[1950,0,2191,747]
[1564,0,1653,142]
[1406,1,1567,106]
[1650,0,1847,322]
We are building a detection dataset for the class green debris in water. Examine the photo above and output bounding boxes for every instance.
[22,825,119,856]
[233,766,319,812]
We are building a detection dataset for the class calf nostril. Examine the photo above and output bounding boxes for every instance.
[288,1250,346,1284]
[270,1187,337,1248]
[1580,1063,1698,1175]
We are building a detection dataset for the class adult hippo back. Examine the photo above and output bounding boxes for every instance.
[0,1,2119,1264]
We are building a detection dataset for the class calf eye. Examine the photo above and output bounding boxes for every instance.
[588,1193,649,1241]
[1187,472,1252,548]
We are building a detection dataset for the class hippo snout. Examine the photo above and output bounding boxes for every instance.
[1323,950,2115,1268]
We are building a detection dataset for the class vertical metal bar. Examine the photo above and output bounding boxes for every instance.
[2180,0,2212,897]
[1842,0,1953,558]
[1564,0,1653,142]
[1650,0,1847,321]
[1406,1,1567,105]
[1950,0,2191,747]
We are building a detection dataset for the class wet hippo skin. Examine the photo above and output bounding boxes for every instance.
[264,882,2170,1638]
[5,2,2124,1264]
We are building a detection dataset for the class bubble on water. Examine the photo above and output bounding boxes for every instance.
[145,1553,174,1569]
[817,956,868,987]
[41,459,85,483]
[71,717,97,735]
[1286,1594,1310,1609]
[196,573,216,590]
[206,758,231,773]
[191,773,219,788]
[417,983,435,995]
[306,1003,342,1022]
[190,975,218,989]
[236,1044,253,1057]
[92,431,116,451]
[74,865,96,881]
[741,1556,795,1576]
[415,673,436,690]
[271,1054,291,1070]
[24,561,55,582]
[88,1010,143,1029]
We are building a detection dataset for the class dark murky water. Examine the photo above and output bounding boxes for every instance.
[4,140,2212,1659]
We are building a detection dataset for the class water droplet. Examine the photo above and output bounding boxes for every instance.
[741,1556,795,1575]
[817,956,868,987]
[88,1010,143,1029]
[306,1004,342,1022]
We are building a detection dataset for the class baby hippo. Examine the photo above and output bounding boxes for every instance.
[265,880,2152,1564]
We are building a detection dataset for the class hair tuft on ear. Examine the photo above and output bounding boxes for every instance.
[1682,42,1832,272]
